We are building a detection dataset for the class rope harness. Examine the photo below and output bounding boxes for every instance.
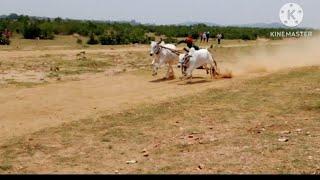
[159,45,182,56]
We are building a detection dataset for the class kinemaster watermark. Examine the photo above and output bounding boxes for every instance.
[270,2,313,38]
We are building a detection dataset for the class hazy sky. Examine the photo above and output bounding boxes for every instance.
[1,0,319,28]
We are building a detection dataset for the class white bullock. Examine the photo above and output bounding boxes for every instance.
[150,41,179,79]
[178,48,218,79]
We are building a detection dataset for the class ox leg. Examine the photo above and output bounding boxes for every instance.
[165,65,172,79]
[168,65,175,79]
[209,66,213,79]
[211,64,217,79]
[185,66,194,83]
[171,66,175,78]
[213,60,219,77]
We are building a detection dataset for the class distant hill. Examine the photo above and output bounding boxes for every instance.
[179,21,220,27]
[0,13,141,25]
[179,21,288,28]
[0,13,50,20]
[233,22,287,28]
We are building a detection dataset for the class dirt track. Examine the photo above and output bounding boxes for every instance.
[0,71,247,143]
[1,37,319,144]
[0,47,147,59]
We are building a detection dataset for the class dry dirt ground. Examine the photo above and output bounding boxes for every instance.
[0,36,319,174]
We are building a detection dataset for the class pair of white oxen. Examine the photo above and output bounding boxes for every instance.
[150,41,219,80]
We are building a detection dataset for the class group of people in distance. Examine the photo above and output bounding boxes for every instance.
[200,32,211,43]
[199,32,223,44]
[177,32,224,51]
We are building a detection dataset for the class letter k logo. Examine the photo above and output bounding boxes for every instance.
[279,3,304,27]
[287,9,296,20]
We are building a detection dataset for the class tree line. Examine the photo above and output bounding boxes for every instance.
[0,13,316,45]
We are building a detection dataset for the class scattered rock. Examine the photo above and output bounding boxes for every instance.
[308,156,313,160]
[295,129,303,133]
[197,164,205,170]
[126,160,137,164]
[191,132,201,135]
[141,149,147,153]
[208,127,213,130]
[278,137,289,142]
[141,149,149,157]
[114,170,119,174]
[209,138,217,142]
[281,131,291,135]
[188,135,194,139]
[154,143,160,148]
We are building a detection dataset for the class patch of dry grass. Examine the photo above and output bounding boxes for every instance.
[0,66,319,174]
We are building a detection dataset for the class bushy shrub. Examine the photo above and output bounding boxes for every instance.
[0,35,10,45]
[23,23,41,39]
[240,34,257,41]
[164,36,178,44]
[87,33,99,45]
[22,22,54,39]
[99,30,119,45]
[39,22,55,39]
[99,29,152,45]
[76,38,83,44]
[241,34,251,41]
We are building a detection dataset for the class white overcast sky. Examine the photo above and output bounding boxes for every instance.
[1,0,319,28]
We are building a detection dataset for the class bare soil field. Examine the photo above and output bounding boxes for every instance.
[0,36,319,174]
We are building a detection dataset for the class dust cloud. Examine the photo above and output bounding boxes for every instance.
[220,36,320,76]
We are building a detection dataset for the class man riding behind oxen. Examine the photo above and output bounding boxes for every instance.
[177,35,200,50]
[178,47,219,80]
[176,35,210,76]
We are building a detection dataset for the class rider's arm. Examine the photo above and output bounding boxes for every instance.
[177,40,186,44]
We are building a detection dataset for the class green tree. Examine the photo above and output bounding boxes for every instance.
[39,22,55,39]
[23,23,41,39]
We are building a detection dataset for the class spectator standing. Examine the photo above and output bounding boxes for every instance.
[217,33,222,45]
[200,32,204,42]
[202,33,207,43]
[206,31,210,43]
